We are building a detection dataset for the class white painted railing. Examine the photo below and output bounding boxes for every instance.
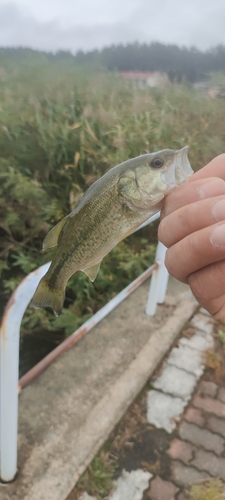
[0,213,168,482]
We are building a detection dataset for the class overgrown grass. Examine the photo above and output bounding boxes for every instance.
[189,478,225,500]
[1,55,225,339]
[205,349,223,374]
[74,452,117,500]
[218,329,225,344]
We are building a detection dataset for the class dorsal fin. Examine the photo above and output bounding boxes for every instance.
[42,216,69,251]
[82,261,102,281]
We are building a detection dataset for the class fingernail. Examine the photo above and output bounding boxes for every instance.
[211,223,225,248]
[212,198,225,221]
[198,179,225,199]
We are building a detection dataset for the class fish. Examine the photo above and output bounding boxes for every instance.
[31,146,193,316]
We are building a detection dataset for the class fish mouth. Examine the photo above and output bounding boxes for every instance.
[161,146,193,190]
[175,146,193,182]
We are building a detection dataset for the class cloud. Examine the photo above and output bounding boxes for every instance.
[0,3,129,52]
[0,3,72,51]
[0,0,225,53]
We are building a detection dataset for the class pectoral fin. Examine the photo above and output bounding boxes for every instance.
[43,216,69,250]
[82,261,102,281]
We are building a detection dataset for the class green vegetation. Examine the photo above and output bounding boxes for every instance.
[204,349,224,378]
[1,51,225,342]
[75,43,225,83]
[3,44,225,82]
[75,453,117,499]
[218,329,225,344]
[189,478,225,500]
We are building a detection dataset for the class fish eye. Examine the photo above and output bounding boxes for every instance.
[150,157,164,168]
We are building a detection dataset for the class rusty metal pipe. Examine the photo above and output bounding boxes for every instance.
[18,262,158,391]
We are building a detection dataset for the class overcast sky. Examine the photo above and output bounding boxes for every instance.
[0,0,224,53]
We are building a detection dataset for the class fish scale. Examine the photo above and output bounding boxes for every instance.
[31,147,193,316]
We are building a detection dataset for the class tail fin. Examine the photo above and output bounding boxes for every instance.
[31,277,65,316]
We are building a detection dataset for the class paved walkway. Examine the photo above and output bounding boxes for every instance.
[78,309,225,499]
[3,278,223,500]
[0,277,196,500]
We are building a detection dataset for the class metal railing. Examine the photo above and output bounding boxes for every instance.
[0,213,168,482]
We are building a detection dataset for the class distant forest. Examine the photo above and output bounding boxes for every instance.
[1,42,225,82]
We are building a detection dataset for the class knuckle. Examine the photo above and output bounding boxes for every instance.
[188,272,205,302]
[177,207,191,234]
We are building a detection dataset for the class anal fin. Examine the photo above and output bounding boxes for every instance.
[82,261,102,281]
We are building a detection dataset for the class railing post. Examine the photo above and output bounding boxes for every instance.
[0,263,50,482]
[0,312,20,483]
[145,242,168,316]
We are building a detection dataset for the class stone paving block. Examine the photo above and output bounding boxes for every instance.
[190,313,214,335]
[146,391,186,433]
[197,380,218,398]
[191,449,225,480]
[207,416,225,438]
[183,407,205,426]
[166,438,194,463]
[171,461,210,486]
[177,493,190,500]
[192,394,225,418]
[179,332,214,352]
[153,365,197,401]
[180,332,214,351]
[218,387,225,403]
[110,469,152,500]
[167,345,204,377]
[179,421,225,455]
[147,475,179,499]
[80,494,97,500]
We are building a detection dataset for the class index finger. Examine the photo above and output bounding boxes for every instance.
[161,154,225,218]
[161,177,225,218]
[190,153,225,182]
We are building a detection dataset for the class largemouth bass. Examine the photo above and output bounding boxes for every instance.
[31,147,193,316]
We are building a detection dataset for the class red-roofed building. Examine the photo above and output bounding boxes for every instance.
[119,71,168,87]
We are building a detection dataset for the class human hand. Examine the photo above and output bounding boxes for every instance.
[158,154,225,323]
